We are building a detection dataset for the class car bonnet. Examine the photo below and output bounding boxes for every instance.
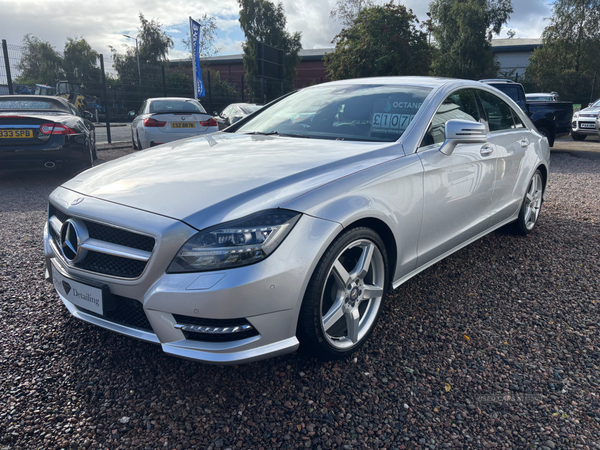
[60,133,403,231]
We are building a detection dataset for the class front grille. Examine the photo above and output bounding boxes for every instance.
[76,252,148,279]
[76,295,153,332]
[48,203,155,279]
[173,314,259,342]
[85,221,155,252]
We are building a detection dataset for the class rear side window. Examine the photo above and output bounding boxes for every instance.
[477,91,515,132]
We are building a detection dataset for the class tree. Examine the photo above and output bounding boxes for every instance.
[329,0,374,27]
[16,34,63,85]
[238,0,302,103]
[325,2,431,80]
[525,0,600,104]
[182,13,220,58]
[111,12,174,84]
[428,0,513,79]
[63,37,100,84]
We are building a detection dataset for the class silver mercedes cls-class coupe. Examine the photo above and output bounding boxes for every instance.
[44,77,550,364]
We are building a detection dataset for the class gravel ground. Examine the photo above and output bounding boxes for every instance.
[1,149,599,450]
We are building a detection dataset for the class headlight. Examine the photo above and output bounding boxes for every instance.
[168,209,301,273]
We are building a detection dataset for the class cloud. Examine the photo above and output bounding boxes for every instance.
[0,0,552,69]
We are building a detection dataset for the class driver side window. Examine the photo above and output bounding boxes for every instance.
[423,89,481,146]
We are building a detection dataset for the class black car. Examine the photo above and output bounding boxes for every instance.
[0,95,96,172]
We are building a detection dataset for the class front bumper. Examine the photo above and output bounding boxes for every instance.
[44,190,341,364]
[572,118,598,135]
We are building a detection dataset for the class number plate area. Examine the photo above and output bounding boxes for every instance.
[171,122,196,129]
[580,122,596,129]
[52,265,104,315]
[0,129,34,138]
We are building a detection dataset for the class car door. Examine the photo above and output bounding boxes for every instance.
[476,89,529,225]
[416,89,497,265]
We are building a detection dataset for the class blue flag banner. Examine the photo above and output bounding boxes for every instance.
[190,17,206,98]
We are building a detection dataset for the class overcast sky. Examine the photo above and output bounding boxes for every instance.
[0,0,554,74]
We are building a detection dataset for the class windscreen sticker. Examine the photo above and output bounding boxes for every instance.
[371,98,421,134]
[372,113,415,133]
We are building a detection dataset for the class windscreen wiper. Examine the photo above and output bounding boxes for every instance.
[242,131,310,138]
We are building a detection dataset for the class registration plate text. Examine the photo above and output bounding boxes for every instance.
[171,122,196,129]
[0,129,33,138]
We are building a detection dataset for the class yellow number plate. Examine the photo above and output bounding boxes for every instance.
[0,129,34,138]
[171,122,196,129]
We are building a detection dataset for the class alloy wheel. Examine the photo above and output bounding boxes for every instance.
[320,239,385,350]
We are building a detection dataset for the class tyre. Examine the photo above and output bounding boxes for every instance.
[92,132,98,160]
[512,169,544,235]
[136,131,143,150]
[571,132,586,141]
[132,130,139,150]
[298,227,389,360]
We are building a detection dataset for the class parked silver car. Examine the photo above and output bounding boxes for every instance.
[572,98,600,141]
[214,103,262,130]
[44,77,550,364]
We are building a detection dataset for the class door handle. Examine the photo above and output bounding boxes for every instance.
[520,138,529,148]
[480,144,494,156]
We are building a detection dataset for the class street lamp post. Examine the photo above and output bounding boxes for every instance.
[123,34,141,86]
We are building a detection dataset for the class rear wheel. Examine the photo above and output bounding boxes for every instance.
[298,227,389,360]
[512,170,544,235]
[571,132,586,141]
[537,127,554,147]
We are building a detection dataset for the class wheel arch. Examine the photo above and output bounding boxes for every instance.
[340,217,397,290]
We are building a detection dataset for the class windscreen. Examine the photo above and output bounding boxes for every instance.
[149,100,206,114]
[235,84,432,142]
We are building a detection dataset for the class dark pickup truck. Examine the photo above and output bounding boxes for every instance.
[480,79,573,147]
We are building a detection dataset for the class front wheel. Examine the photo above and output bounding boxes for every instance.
[571,132,586,141]
[298,227,389,360]
[512,170,544,235]
[132,129,139,150]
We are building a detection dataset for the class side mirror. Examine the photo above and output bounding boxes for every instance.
[440,119,487,156]
[127,110,136,118]
[83,111,93,120]
[213,111,219,116]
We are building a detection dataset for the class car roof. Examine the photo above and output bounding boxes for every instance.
[307,76,498,92]
[147,97,201,102]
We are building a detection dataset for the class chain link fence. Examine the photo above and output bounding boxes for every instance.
[1,39,300,126]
